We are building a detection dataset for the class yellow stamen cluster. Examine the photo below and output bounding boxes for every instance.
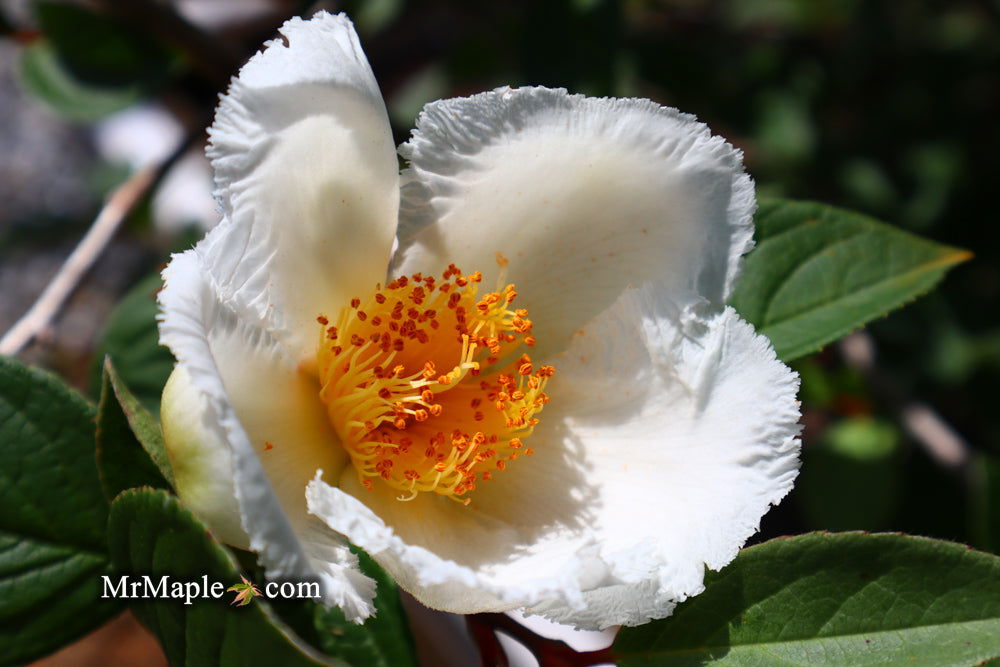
[315,264,553,504]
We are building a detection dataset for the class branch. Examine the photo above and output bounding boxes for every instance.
[0,140,190,357]
[469,613,615,667]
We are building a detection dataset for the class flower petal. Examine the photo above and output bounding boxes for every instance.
[395,87,754,358]
[159,238,375,619]
[206,11,399,353]
[161,365,249,549]
[523,289,801,628]
[305,471,602,616]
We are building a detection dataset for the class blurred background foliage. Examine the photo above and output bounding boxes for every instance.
[1,0,998,627]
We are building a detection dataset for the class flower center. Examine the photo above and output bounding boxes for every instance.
[315,263,553,504]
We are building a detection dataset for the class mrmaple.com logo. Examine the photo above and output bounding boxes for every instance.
[101,575,320,606]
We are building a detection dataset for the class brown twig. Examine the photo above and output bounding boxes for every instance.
[0,138,192,357]
[469,614,615,667]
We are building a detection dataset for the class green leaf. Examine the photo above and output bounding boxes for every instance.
[613,533,1000,666]
[107,488,339,667]
[92,273,175,414]
[729,199,971,361]
[18,41,143,121]
[96,358,174,500]
[0,356,121,665]
[311,549,417,667]
[35,1,173,87]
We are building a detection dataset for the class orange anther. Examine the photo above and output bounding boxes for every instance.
[317,261,553,503]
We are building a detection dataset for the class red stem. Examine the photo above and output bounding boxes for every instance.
[468,613,615,667]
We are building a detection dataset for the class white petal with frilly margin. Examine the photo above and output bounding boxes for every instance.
[524,287,801,628]
[158,233,375,620]
[206,11,399,355]
[395,87,755,359]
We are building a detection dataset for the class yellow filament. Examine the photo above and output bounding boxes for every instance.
[315,263,552,504]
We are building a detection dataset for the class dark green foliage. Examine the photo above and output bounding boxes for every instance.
[730,199,970,361]
[96,358,174,500]
[92,273,174,415]
[615,533,1000,665]
[0,357,120,665]
[107,488,338,667]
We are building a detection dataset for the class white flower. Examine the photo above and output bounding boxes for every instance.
[157,11,801,630]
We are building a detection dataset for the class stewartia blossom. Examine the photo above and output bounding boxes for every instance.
[157,11,801,629]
